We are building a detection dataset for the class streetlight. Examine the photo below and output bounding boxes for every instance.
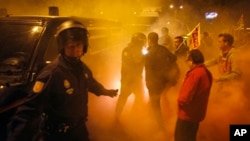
[169,3,184,18]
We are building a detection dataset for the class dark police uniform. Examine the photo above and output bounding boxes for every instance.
[7,54,116,141]
[121,43,145,84]
[115,43,145,117]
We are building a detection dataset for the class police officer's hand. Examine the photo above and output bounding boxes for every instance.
[105,89,118,97]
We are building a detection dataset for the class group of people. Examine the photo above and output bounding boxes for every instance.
[4,20,242,141]
[116,27,243,141]
[116,30,180,125]
[116,29,214,141]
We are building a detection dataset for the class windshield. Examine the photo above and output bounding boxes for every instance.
[0,21,43,85]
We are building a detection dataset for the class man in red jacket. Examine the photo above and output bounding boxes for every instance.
[174,49,213,141]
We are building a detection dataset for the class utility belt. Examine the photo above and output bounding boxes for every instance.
[39,112,85,135]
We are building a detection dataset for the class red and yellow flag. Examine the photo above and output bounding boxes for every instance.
[186,23,200,49]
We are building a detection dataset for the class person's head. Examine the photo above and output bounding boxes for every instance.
[186,49,204,68]
[55,20,89,59]
[217,33,234,51]
[131,32,146,48]
[148,32,159,46]
[174,36,184,48]
[161,27,169,35]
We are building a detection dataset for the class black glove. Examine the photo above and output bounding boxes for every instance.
[104,89,118,97]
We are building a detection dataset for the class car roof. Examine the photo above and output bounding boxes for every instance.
[0,15,121,28]
[0,15,88,26]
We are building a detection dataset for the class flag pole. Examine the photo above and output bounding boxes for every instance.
[187,23,200,36]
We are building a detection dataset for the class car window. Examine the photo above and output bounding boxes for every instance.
[0,21,43,83]
[44,35,58,64]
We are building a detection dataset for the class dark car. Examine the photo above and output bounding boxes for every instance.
[0,14,122,140]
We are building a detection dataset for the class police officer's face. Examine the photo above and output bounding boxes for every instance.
[64,40,84,58]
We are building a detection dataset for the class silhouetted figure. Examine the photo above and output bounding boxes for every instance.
[115,32,146,119]
[145,32,180,131]
[159,27,174,52]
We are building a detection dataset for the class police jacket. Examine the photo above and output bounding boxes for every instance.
[121,43,145,83]
[7,54,113,140]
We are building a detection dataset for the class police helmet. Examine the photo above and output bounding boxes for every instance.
[55,20,89,54]
[131,32,146,45]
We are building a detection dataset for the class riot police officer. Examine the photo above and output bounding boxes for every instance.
[115,32,146,119]
[7,20,118,141]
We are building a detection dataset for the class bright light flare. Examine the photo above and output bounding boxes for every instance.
[45,61,52,64]
[205,12,218,19]
[142,47,148,55]
[31,26,39,33]
[169,4,174,9]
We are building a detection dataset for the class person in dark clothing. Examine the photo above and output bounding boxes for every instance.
[145,32,180,130]
[174,36,189,59]
[115,32,146,119]
[174,49,213,141]
[6,20,118,141]
[173,36,190,79]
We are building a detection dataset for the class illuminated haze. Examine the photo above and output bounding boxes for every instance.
[1,0,250,141]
